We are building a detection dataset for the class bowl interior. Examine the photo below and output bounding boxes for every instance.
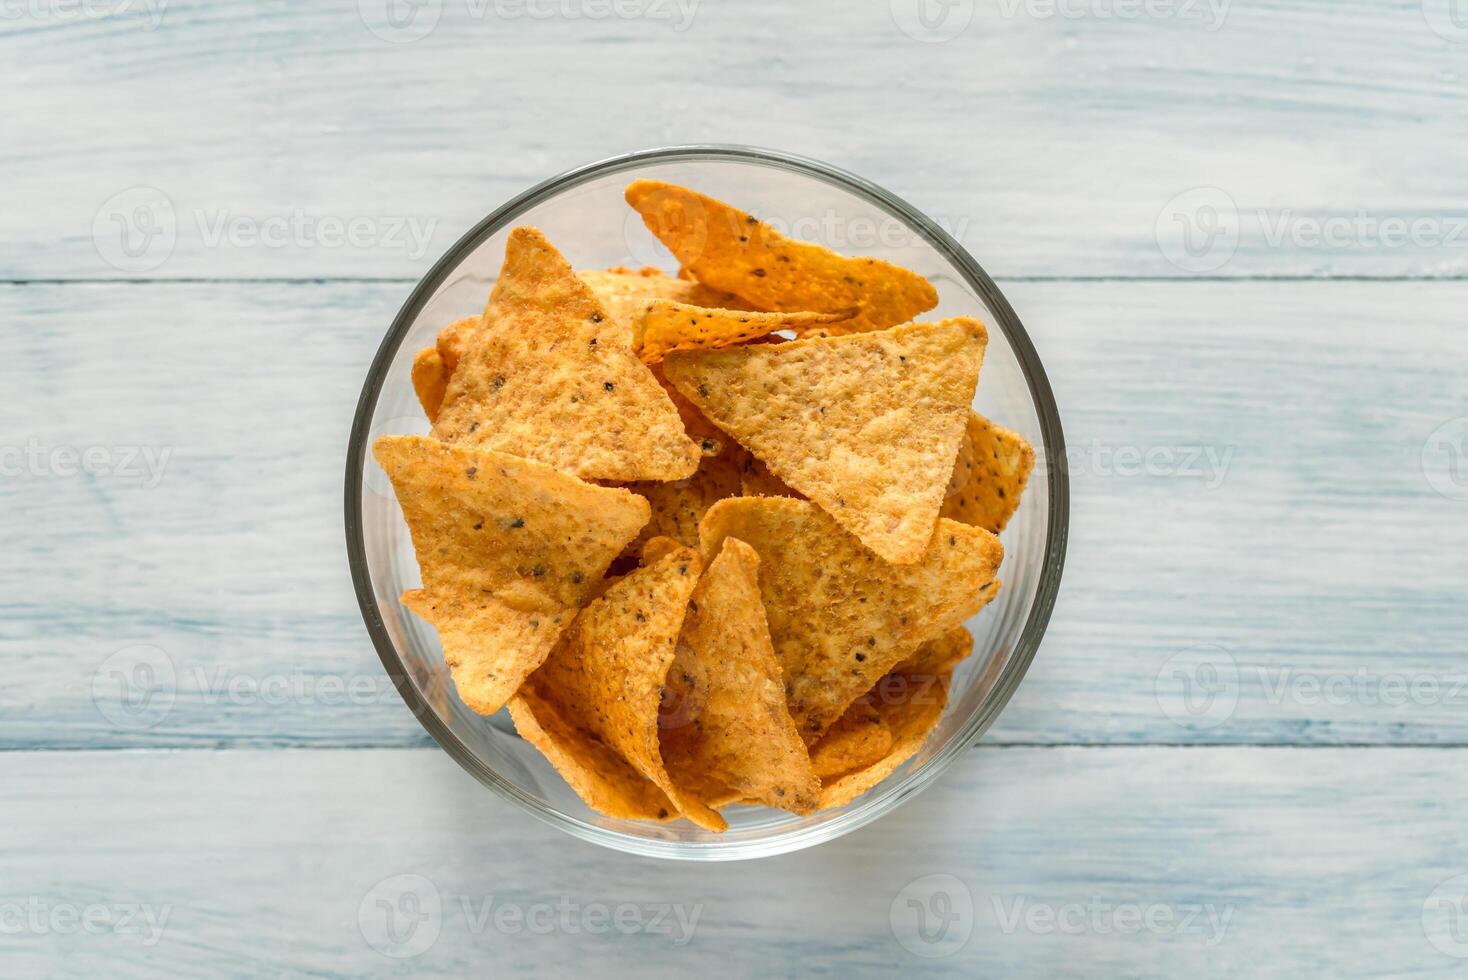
[349,148,1064,859]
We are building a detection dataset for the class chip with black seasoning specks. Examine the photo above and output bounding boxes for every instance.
[659,537,819,815]
[526,541,726,831]
[373,434,649,715]
[665,319,984,564]
[432,228,699,482]
[698,497,1003,742]
[625,179,938,334]
[941,412,1035,534]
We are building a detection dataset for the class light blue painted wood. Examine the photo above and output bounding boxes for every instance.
[4,746,1468,977]
[1,279,1463,749]
[1,0,1465,280]
[3,2,1466,974]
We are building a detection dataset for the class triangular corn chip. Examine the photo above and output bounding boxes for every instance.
[819,669,951,809]
[433,228,700,482]
[625,180,938,334]
[373,435,650,714]
[809,700,893,781]
[411,346,450,422]
[508,686,677,823]
[579,266,749,343]
[699,497,1002,741]
[527,543,726,831]
[941,412,1036,533]
[660,538,820,815]
[665,319,985,563]
[638,300,852,363]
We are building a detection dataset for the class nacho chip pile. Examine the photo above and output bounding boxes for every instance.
[375,182,1034,830]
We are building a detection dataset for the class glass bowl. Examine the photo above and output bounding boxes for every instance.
[345,145,1068,860]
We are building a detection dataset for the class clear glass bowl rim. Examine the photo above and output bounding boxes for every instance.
[343,144,1070,860]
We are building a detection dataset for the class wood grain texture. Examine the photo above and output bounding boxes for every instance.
[4,746,1468,976]
[1,0,1466,280]
[2,279,1463,749]
[4,2,1464,975]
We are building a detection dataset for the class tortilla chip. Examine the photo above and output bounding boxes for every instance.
[941,412,1036,533]
[508,689,677,822]
[649,360,726,457]
[638,300,852,363]
[623,451,742,556]
[373,435,650,714]
[660,538,820,815]
[433,315,483,376]
[699,498,1001,741]
[819,670,951,809]
[897,623,977,677]
[433,228,700,482]
[527,543,726,831]
[809,700,893,781]
[737,450,804,499]
[625,180,938,334]
[665,319,984,563]
[411,346,449,422]
[579,266,748,343]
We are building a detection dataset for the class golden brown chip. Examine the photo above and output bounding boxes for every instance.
[897,623,977,677]
[665,319,984,564]
[508,689,677,822]
[528,543,726,831]
[638,300,852,363]
[660,538,820,815]
[432,228,700,482]
[941,412,1036,533]
[808,700,893,781]
[649,360,726,457]
[819,670,951,809]
[699,497,1002,742]
[623,451,742,556]
[373,435,650,714]
[625,180,938,334]
[410,346,449,422]
[579,266,749,342]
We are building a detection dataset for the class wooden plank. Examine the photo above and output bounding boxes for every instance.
[1,278,1463,749]
[2,0,1466,280]
[3,746,1467,976]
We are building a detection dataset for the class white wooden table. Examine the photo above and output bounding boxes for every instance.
[4,2,1467,975]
